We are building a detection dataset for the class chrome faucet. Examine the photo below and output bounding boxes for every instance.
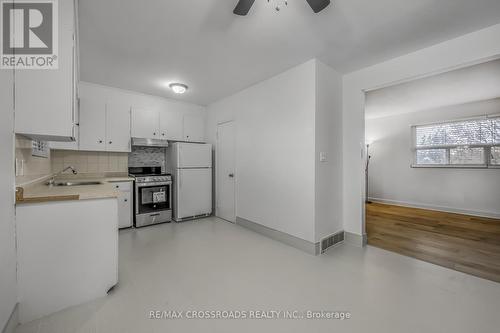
[48,166,78,185]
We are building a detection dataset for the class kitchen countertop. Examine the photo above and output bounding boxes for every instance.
[16,173,134,204]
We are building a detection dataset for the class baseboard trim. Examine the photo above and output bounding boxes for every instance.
[344,232,367,247]
[235,217,320,255]
[368,197,500,219]
[2,304,18,333]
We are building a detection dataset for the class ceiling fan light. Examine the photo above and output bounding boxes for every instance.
[169,83,188,94]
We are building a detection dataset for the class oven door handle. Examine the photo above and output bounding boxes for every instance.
[136,182,172,188]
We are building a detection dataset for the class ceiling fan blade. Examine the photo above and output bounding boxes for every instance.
[233,0,256,16]
[305,0,331,13]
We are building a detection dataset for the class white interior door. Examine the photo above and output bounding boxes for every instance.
[217,121,236,223]
[176,168,212,219]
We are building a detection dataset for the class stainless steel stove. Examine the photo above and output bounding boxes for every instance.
[129,167,172,228]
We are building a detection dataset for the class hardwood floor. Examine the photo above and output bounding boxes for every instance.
[366,202,500,283]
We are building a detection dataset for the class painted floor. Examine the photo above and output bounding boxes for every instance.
[15,217,500,333]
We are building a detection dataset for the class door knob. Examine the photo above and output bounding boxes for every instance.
[228,173,234,178]
[98,140,103,143]
[109,141,112,144]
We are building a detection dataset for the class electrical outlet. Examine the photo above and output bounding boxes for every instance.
[15,159,24,177]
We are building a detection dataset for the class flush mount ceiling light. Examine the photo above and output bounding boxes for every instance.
[268,0,287,12]
[169,83,188,94]
[233,0,330,15]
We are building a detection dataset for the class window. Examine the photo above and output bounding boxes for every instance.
[412,115,500,168]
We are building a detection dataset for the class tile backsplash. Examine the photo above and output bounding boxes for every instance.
[128,147,166,172]
[15,136,52,177]
[51,150,128,174]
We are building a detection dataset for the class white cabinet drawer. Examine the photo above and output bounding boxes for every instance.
[110,181,132,192]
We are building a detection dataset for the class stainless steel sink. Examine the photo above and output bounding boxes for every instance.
[46,181,103,187]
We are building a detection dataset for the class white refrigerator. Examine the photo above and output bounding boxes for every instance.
[167,142,212,222]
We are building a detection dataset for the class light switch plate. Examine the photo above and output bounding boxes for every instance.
[319,152,327,162]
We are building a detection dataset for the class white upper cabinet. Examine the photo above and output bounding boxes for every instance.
[183,114,205,142]
[160,110,183,141]
[131,108,159,139]
[14,0,78,142]
[50,98,80,150]
[79,98,106,151]
[106,104,131,152]
[78,99,131,152]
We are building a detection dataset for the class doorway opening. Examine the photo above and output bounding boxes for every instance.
[364,58,500,282]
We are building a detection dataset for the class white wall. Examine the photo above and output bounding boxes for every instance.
[343,23,500,237]
[207,59,344,244]
[366,99,500,218]
[314,61,343,241]
[0,71,17,328]
[207,60,317,242]
[79,82,205,120]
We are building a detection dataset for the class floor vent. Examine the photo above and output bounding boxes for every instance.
[321,231,344,254]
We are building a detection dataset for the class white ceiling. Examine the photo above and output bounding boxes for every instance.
[365,58,500,119]
[78,0,500,105]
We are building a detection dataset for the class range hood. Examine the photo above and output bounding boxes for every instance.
[131,137,169,148]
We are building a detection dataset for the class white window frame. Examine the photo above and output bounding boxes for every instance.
[411,114,500,169]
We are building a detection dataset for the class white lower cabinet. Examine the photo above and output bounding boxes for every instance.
[112,181,133,228]
[16,198,118,323]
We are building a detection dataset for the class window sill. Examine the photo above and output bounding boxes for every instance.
[411,164,500,169]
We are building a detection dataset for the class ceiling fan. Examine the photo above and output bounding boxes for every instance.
[233,0,331,15]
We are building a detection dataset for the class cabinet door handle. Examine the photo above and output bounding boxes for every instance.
[109,141,113,144]
[153,132,156,136]
[98,140,103,143]
[115,185,119,188]
[124,199,128,202]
